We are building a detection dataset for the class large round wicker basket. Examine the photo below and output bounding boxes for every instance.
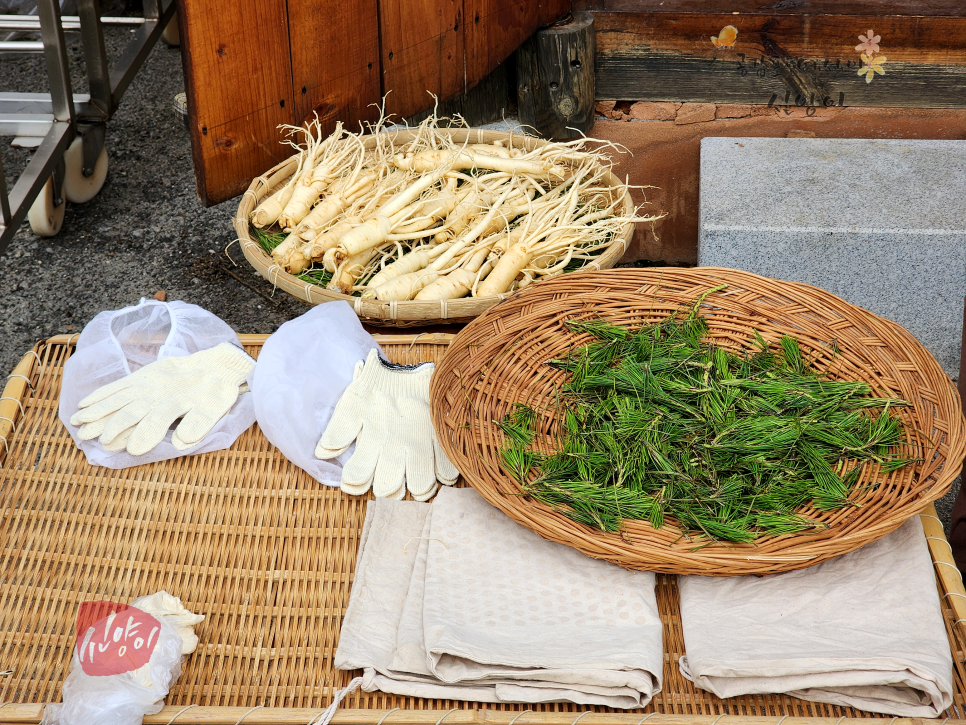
[430,267,966,576]
[233,129,635,327]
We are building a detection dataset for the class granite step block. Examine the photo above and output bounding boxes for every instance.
[698,137,966,377]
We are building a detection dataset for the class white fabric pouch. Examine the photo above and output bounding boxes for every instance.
[677,517,953,717]
[59,299,255,468]
[250,301,381,486]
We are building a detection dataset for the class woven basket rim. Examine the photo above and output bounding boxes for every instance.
[233,128,636,326]
[429,267,966,575]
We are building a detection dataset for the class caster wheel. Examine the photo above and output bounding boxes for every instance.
[173,92,189,131]
[161,13,179,46]
[28,176,66,237]
[63,136,108,204]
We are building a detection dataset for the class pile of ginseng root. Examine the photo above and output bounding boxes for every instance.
[250,112,660,302]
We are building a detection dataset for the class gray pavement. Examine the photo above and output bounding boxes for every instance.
[0,26,310,380]
[699,137,966,378]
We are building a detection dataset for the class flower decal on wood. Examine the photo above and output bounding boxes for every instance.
[858,52,887,83]
[854,30,886,83]
[712,25,738,49]
[855,30,881,54]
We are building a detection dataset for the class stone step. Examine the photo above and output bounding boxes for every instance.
[698,136,966,377]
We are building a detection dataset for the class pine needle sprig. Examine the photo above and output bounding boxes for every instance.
[497,295,920,543]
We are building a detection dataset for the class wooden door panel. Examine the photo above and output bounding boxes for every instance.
[180,0,295,205]
[465,0,570,88]
[180,0,570,205]
[380,0,464,119]
[288,0,382,132]
[191,106,295,206]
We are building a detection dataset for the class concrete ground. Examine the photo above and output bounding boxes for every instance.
[0,23,959,529]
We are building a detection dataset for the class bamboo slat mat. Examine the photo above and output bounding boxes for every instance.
[1,334,966,725]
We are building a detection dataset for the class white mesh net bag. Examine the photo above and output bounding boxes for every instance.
[58,299,255,468]
[250,301,381,486]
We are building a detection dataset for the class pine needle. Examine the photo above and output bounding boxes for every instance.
[498,295,919,543]
[252,226,287,253]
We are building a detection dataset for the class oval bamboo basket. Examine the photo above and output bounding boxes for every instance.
[234,129,635,327]
[430,267,966,576]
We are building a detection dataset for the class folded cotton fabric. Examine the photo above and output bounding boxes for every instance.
[335,488,663,707]
[678,517,952,716]
[335,498,495,702]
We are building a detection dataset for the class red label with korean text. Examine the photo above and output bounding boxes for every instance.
[75,600,161,676]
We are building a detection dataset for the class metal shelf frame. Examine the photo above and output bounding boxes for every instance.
[0,0,176,250]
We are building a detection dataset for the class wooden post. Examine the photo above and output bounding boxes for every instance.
[516,12,595,140]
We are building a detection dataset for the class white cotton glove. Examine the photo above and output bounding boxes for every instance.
[70,342,255,456]
[315,348,459,501]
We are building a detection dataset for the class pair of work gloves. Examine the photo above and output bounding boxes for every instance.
[69,343,255,456]
[315,348,459,501]
[70,339,457,500]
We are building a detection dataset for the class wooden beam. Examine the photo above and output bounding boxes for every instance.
[582,2,966,108]
[577,0,966,15]
[517,12,596,139]
[0,704,960,725]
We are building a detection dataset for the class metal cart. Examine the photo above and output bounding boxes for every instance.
[0,0,176,251]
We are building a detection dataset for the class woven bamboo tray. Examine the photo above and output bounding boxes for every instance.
[431,268,966,576]
[233,128,635,327]
[1,333,966,725]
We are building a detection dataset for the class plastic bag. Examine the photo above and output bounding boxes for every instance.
[58,299,256,468]
[251,301,381,486]
[42,597,186,725]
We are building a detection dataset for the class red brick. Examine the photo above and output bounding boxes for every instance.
[628,101,677,121]
[675,102,716,125]
[594,101,617,116]
[715,104,753,119]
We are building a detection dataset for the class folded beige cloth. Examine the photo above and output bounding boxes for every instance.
[678,517,953,716]
[335,487,663,707]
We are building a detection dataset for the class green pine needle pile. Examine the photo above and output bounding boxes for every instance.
[497,291,918,543]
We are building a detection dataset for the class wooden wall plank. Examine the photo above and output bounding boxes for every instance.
[380,0,465,120]
[464,0,570,87]
[178,0,295,206]
[590,8,966,108]
[381,0,568,120]
[405,61,510,126]
[190,107,297,207]
[288,0,382,134]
